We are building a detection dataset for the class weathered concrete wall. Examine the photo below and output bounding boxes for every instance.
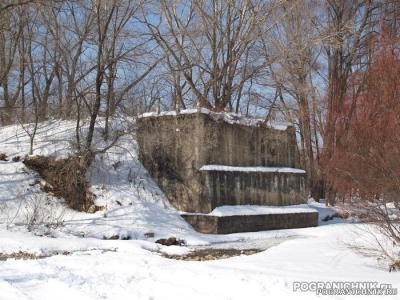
[206,119,297,168]
[200,170,306,210]
[136,112,305,213]
[181,212,318,234]
[137,112,296,169]
[137,113,207,212]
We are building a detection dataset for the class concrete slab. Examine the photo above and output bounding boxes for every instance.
[181,211,319,234]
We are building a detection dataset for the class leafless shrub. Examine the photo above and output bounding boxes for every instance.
[339,196,400,270]
[0,203,7,219]
[21,193,67,231]
[0,191,67,232]
[0,193,25,228]
[344,222,400,271]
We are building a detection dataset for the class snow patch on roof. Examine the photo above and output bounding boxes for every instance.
[139,108,291,130]
[199,165,306,173]
[181,204,317,217]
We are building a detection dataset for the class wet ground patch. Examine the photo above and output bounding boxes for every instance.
[161,236,297,261]
[162,248,262,261]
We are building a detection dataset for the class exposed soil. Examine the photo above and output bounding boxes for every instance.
[162,248,262,261]
[0,248,117,261]
[0,251,69,261]
[161,236,298,261]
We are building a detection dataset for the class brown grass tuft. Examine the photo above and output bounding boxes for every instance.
[23,155,93,212]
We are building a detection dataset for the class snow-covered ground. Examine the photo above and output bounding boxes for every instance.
[0,119,399,299]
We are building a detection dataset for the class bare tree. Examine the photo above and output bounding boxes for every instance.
[326,35,400,266]
[0,7,24,124]
[0,0,46,13]
[43,1,96,118]
[319,0,381,205]
[142,0,287,111]
[264,0,324,195]
[0,0,62,124]
[60,0,155,169]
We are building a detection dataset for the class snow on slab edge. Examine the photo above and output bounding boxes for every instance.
[199,165,306,173]
[182,204,317,217]
[139,108,290,130]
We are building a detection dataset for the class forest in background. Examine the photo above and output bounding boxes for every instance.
[0,0,399,207]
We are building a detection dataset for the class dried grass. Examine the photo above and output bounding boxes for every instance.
[23,155,93,212]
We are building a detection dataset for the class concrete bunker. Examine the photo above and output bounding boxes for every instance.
[137,109,318,233]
